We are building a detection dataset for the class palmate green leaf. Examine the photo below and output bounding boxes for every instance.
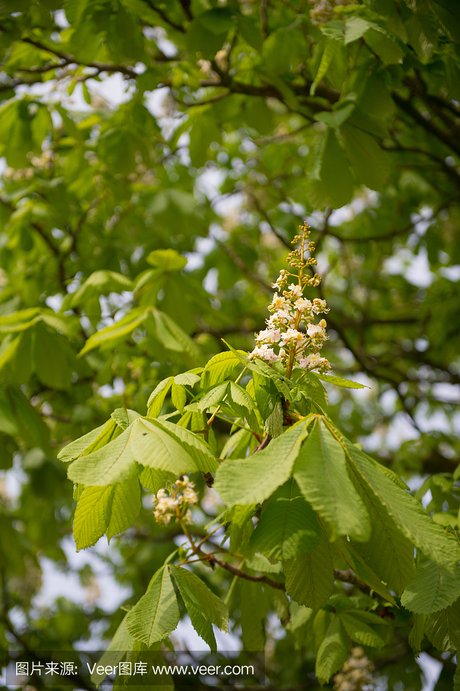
[346,443,460,569]
[347,467,415,595]
[58,418,121,463]
[147,377,173,417]
[250,479,320,560]
[455,663,460,691]
[199,380,256,426]
[79,308,147,356]
[111,408,141,430]
[339,542,397,605]
[73,475,141,549]
[214,419,312,506]
[317,374,368,389]
[91,616,134,686]
[147,248,187,271]
[139,467,176,492]
[238,580,271,651]
[67,418,215,485]
[228,504,257,553]
[73,485,112,550]
[126,567,180,646]
[284,530,334,610]
[171,566,228,651]
[409,614,426,652]
[198,382,229,411]
[171,382,186,412]
[67,424,137,485]
[201,349,246,388]
[401,557,460,614]
[147,309,200,359]
[315,616,349,684]
[308,128,354,208]
[341,123,390,191]
[154,419,217,473]
[6,387,50,450]
[425,598,460,652]
[69,270,133,308]
[293,420,370,541]
[0,332,33,386]
[339,611,388,648]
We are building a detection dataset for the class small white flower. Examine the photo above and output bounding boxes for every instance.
[286,284,303,298]
[256,328,281,344]
[294,297,313,313]
[298,353,331,371]
[269,293,288,311]
[312,298,329,314]
[250,344,280,362]
[280,328,306,347]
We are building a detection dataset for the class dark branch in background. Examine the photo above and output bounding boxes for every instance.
[141,0,185,33]
[260,0,269,38]
[179,0,193,21]
[216,238,273,294]
[392,93,460,157]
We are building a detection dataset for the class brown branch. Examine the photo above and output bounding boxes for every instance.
[260,0,269,38]
[392,92,460,156]
[141,0,185,32]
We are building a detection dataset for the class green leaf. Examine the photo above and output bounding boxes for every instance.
[147,377,173,417]
[73,476,141,549]
[111,408,141,430]
[0,333,33,386]
[250,480,320,560]
[33,321,75,390]
[6,387,50,449]
[401,557,460,614]
[201,350,246,388]
[284,531,334,609]
[171,566,228,651]
[67,416,212,485]
[106,478,141,540]
[154,419,217,473]
[347,465,416,594]
[239,581,269,651]
[171,382,186,412]
[341,124,390,192]
[347,443,460,569]
[308,129,354,208]
[315,616,349,684]
[91,617,134,686]
[310,39,340,96]
[317,374,368,389]
[147,249,187,271]
[293,420,370,541]
[147,309,200,359]
[344,17,373,44]
[73,485,113,550]
[126,567,180,646]
[58,418,120,463]
[339,611,387,647]
[80,308,146,356]
[425,599,460,652]
[67,424,138,485]
[214,420,311,506]
[364,29,404,65]
[69,270,133,307]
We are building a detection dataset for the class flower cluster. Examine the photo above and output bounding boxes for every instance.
[250,223,331,374]
[333,647,374,691]
[153,476,198,526]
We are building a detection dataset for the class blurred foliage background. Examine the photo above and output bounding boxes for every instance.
[0,0,459,688]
